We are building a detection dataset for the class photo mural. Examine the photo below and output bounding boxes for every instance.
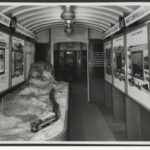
[113,35,125,92]
[104,41,112,84]
[0,32,9,93]
[127,25,150,103]
[12,36,25,86]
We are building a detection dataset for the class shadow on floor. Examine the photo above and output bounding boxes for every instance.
[100,108,127,141]
[68,81,115,141]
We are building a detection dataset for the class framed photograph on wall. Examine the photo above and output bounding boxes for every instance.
[25,41,35,79]
[113,35,125,93]
[12,36,25,87]
[126,24,150,106]
[104,40,113,84]
[0,32,9,93]
[0,42,5,75]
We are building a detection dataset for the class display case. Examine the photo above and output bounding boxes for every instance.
[126,24,150,107]
[113,35,125,92]
[11,36,25,87]
[0,32,9,93]
[0,62,69,141]
[104,40,113,84]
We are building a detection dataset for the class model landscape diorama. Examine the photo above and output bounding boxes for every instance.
[128,44,149,93]
[0,61,69,141]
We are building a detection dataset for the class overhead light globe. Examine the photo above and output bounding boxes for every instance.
[64,26,73,36]
[61,6,75,22]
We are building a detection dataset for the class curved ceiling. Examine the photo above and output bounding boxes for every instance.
[0,5,140,34]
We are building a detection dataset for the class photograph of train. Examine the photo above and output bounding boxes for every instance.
[0,2,149,145]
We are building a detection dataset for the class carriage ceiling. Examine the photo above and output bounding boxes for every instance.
[0,4,140,34]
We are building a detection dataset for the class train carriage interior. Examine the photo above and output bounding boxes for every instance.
[0,2,150,144]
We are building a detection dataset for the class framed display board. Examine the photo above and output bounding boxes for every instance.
[104,40,112,84]
[25,41,35,79]
[12,36,25,86]
[126,25,150,107]
[113,35,125,93]
[0,32,9,93]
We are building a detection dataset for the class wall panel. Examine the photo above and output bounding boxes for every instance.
[104,40,112,84]
[0,32,9,93]
[126,25,150,109]
[25,41,35,79]
[112,35,125,93]
[11,36,25,87]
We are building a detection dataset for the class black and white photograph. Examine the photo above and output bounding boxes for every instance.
[0,1,150,148]
[113,36,125,92]
[104,40,112,84]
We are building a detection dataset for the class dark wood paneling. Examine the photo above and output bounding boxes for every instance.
[35,43,49,62]
[140,106,150,140]
[126,96,141,141]
[104,81,112,110]
[89,39,104,105]
[112,87,126,121]
[54,50,77,82]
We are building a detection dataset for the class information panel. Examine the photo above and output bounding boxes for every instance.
[127,25,150,105]
[113,36,125,92]
[25,41,35,79]
[0,32,9,93]
[104,41,112,84]
[91,51,104,67]
[12,36,25,86]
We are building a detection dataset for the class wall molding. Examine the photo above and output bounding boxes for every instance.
[0,12,37,40]
[104,6,150,39]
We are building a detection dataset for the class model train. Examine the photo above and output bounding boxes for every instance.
[30,113,56,132]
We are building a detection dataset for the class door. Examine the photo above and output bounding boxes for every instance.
[35,43,49,62]
[54,50,77,82]
[88,39,104,105]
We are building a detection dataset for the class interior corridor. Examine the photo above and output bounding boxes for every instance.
[68,81,127,141]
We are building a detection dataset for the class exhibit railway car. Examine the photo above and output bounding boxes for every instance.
[0,2,149,144]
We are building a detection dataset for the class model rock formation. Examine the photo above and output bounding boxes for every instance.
[0,61,69,141]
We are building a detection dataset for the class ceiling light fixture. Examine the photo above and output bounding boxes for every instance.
[61,5,75,24]
[64,25,73,36]
[61,5,75,36]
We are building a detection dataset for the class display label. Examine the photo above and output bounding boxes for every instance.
[113,36,125,92]
[104,23,120,39]
[125,6,150,26]
[104,6,150,39]
[91,52,104,67]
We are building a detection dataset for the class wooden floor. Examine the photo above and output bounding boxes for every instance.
[68,81,115,141]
